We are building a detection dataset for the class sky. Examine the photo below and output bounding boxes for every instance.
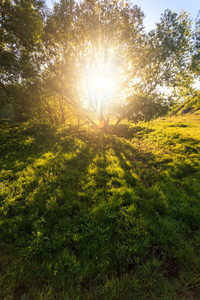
[46,0,200,31]
[134,0,200,30]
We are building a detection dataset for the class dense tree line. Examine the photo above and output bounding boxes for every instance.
[0,0,199,128]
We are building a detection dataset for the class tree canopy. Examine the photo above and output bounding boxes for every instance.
[0,0,45,82]
[0,0,199,127]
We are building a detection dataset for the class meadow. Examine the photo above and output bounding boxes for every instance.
[0,111,200,299]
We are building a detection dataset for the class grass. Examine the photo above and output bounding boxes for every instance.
[0,112,200,299]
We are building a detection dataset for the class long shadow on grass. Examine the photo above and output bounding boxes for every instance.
[0,123,59,171]
[111,123,155,139]
[92,140,112,203]
[111,136,157,188]
[1,125,200,298]
[2,131,100,217]
[1,125,109,246]
[0,126,104,297]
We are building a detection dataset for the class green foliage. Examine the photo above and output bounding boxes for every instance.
[0,0,47,122]
[43,0,146,126]
[0,0,45,82]
[1,0,199,125]
[191,12,200,75]
[1,112,200,298]
[42,1,196,128]
[170,90,200,116]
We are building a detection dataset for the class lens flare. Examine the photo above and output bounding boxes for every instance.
[84,70,117,103]
[83,69,117,127]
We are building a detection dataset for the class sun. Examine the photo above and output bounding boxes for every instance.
[93,74,109,91]
[79,50,119,128]
[91,74,116,93]
[84,69,117,102]
[83,70,117,127]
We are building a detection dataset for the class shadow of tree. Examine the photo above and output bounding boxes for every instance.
[111,136,156,188]
[0,123,59,171]
[109,123,155,139]
[1,123,200,299]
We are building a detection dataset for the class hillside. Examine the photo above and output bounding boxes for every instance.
[0,112,200,299]
[170,91,200,117]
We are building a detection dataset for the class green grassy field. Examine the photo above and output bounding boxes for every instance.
[0,111,200,299]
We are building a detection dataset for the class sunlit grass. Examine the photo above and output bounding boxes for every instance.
[0,114,200,299]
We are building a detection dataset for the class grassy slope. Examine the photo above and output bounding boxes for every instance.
[0,112,200,299]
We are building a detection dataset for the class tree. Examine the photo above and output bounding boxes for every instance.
[191,12,200,76]
[43,1,196,129]
[135,9,196,110]
[0,0,46,120]
[43,0,147,128]
[0,0,45,83]
[1,0,198,126]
